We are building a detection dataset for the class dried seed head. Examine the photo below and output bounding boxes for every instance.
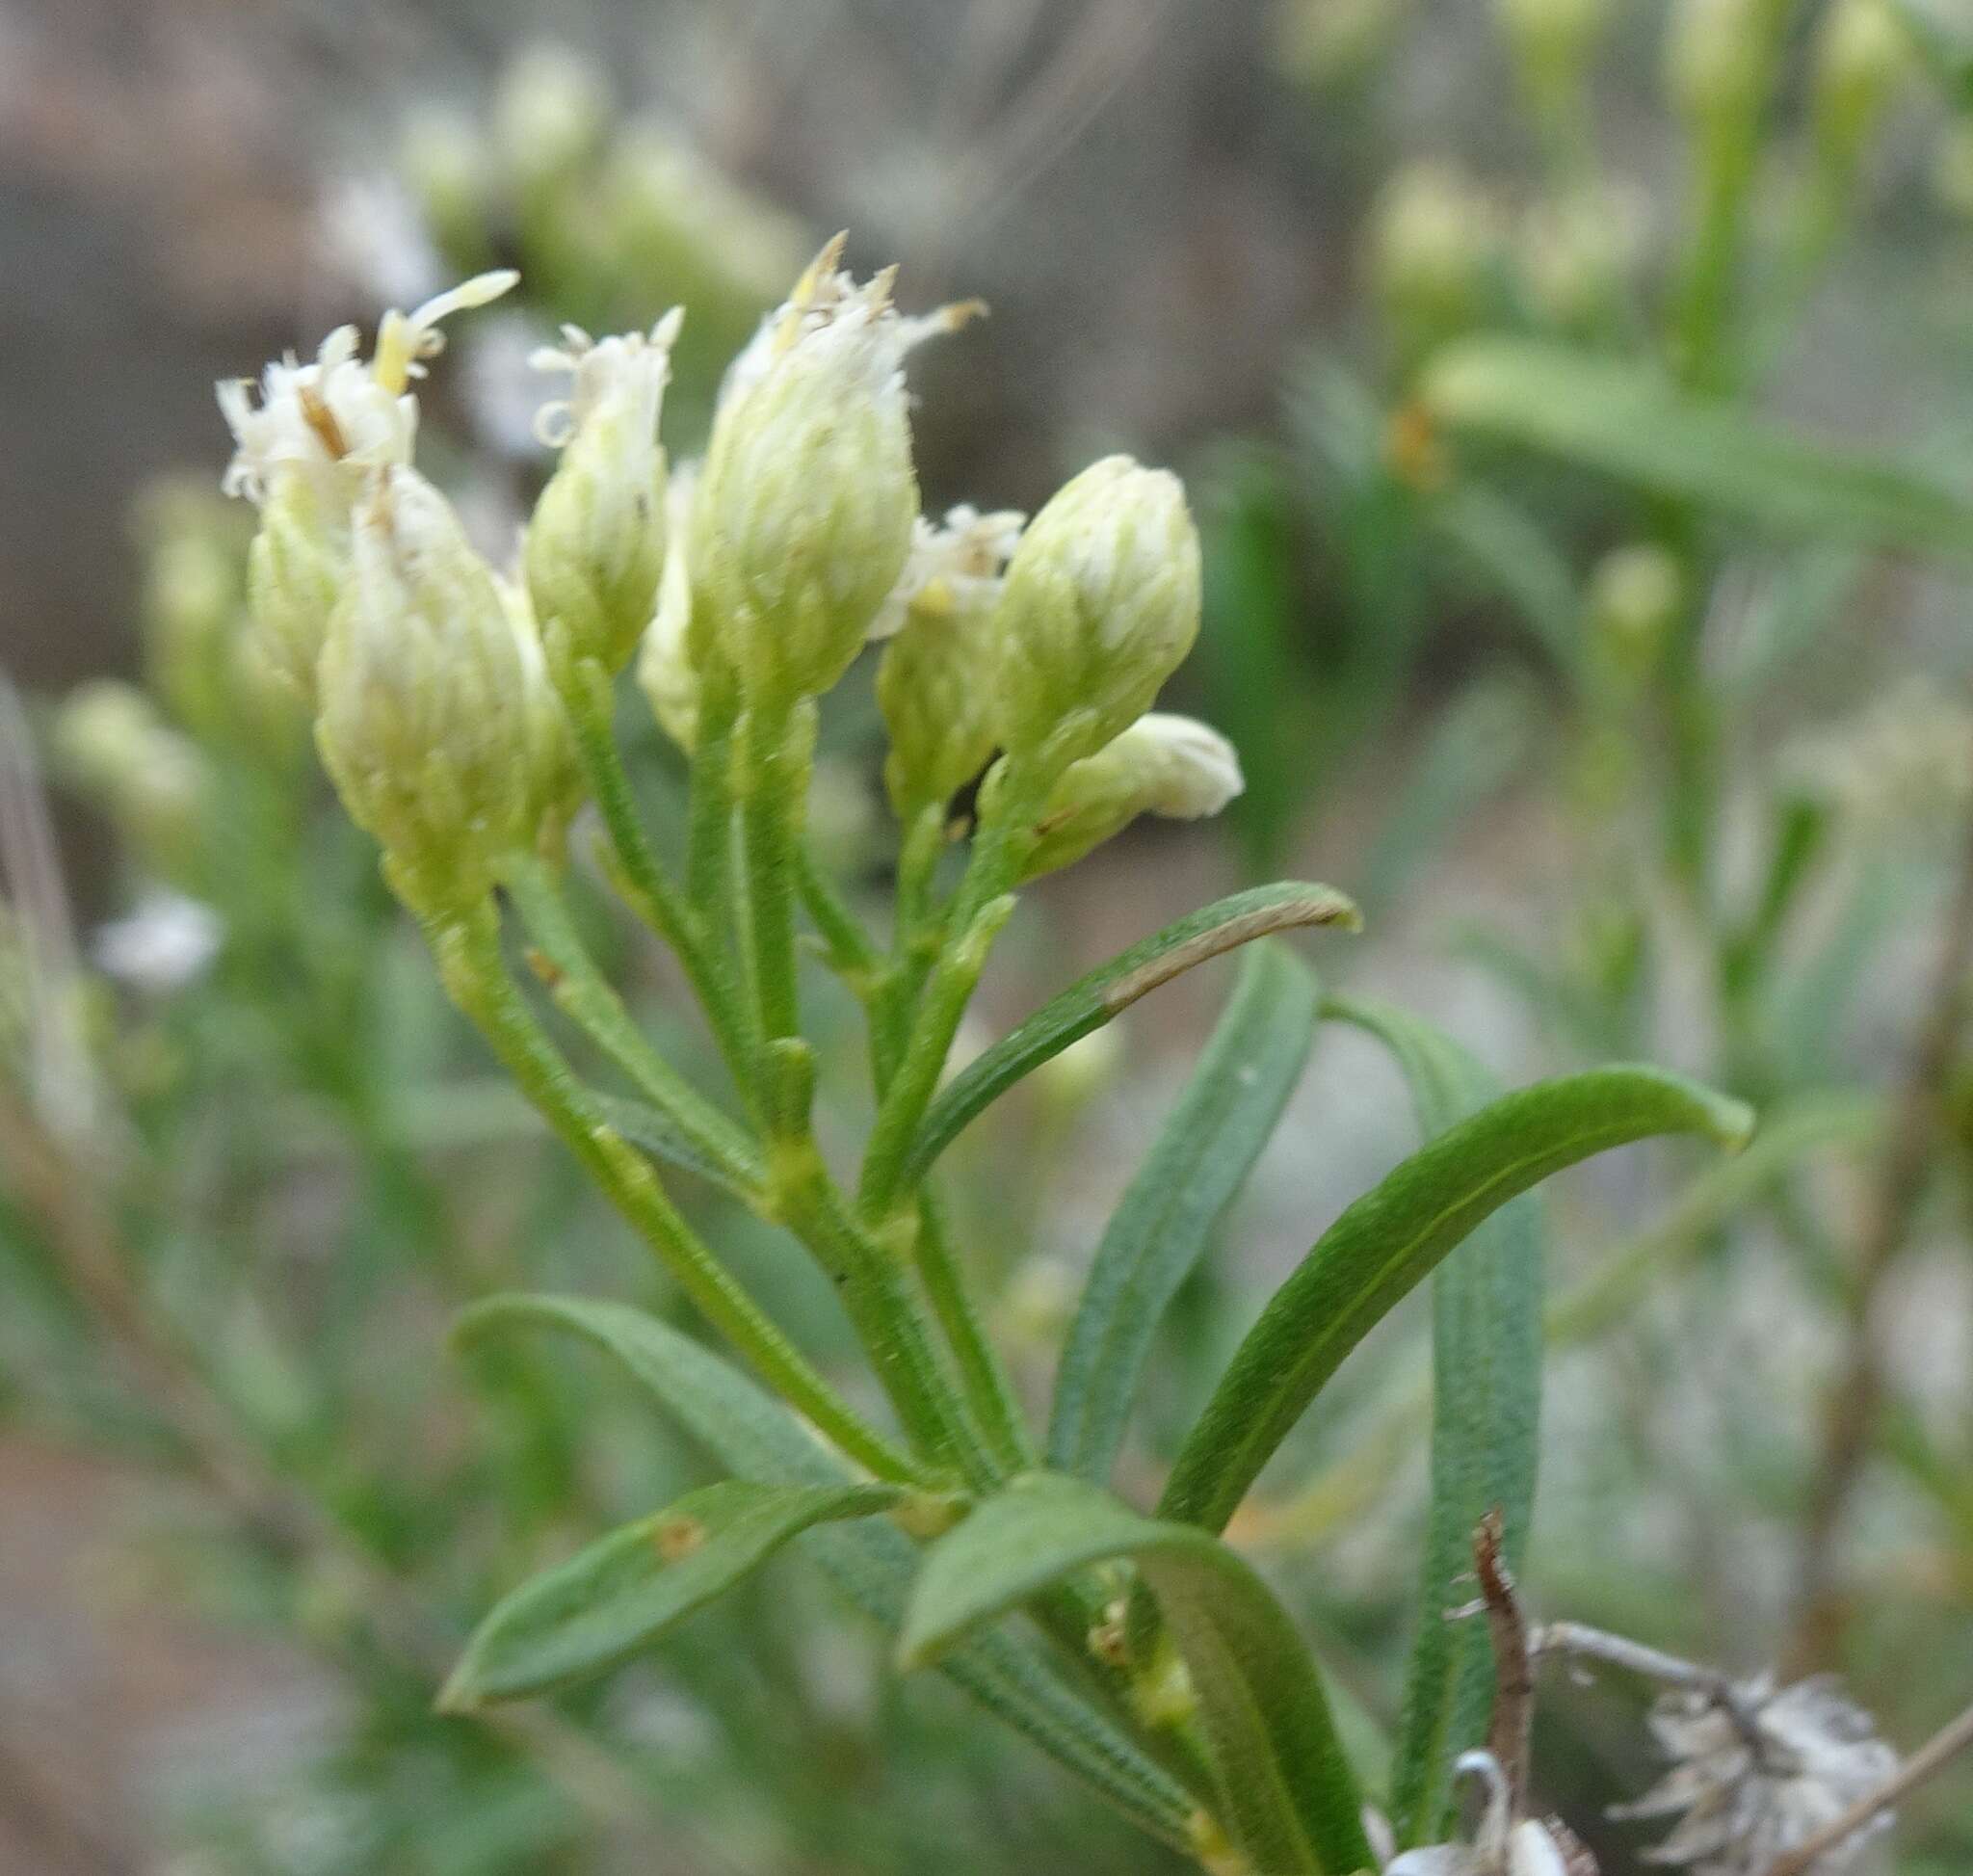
[525,310,681,678]
[1613,1675,1896,1875]
[990,457,1201,780]
[1012,712,1243,881]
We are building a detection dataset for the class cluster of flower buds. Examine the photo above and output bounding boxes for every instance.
[217,235,1241,913]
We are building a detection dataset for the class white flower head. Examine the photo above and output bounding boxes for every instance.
[874,505,1026,815]
[715,230,985,420]
[217,271,518,507]
[524,310,682,674]
[528,308,683,451]
[694,235,981,700]
[869,505,1025,643]
[1613,1675,1896,1875]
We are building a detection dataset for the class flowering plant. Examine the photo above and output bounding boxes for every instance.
[196,225,1915,1875]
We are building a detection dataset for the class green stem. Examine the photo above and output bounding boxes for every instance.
[739,694,815,1045]
[502,854,766,1199]
[796,847,883,991]
[857,779,1038,1223]
[915,1192,1037,1472]
[427,899,932,1490]
[558,656,758,1095]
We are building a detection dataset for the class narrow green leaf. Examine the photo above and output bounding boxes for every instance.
[907,883,1359,1185]
[1048,944,1321,1484]
[899,1473,1375,1876]
[1420,338,1973,559]
[1327,999,1540,1846]
[442,1480,901,1708]
[1158,1064,1753,1538]
[590,1091,765,1195]
[454,1295,1198,1845]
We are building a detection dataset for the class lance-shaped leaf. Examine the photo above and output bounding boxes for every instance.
[1328,998,1541,1845]
[905,882,1358,1184]
[454,1295,1198,1846]
[1048,943,1320,1483]
[1158,1065,1753,1538]
[898,1473,1375,1876]
[442,1480,902,1707]
[1419,338,1973,561]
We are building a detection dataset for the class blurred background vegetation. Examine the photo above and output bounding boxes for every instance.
[7,0,1973,1869]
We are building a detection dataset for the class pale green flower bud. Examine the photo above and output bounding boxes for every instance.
[525,310,680,678]
[246,467,347,702]
[1368,162,1503,340]
[990,458,1202,778]
[400,105,495,268]
[1516,183,1647,330]
[1665,0,1765,126]
[494,43,610,197]
[52,680,212,880]
[496,573,585,855]
[875,506,1024,816]
[1812,0,1911,170]
[1588,542,1682,686]
[636,467,703,753]
[1498,0,1608,103]
[1011,713,1242,881]
[316,467,546,913]
[693,237,976,702]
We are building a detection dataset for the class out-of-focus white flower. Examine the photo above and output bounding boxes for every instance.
[217,272,518,507]
[318,172,446,310]
[1613,1675,1896,1875]
[1785,683,1973,834]
[92,894,224,994]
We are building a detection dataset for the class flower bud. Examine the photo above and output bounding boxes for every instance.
[636,467,704,753]
[1498,0,1608,105]
[1516,183,1647,330]
[1369,161,1503,342]
[315,467,548,913]
[245,467,348,702]
[1665,0,1765,126]
[494,43,610,198]
[1812,0,1911,172]
[525,310,681,678]
[1011,713,1243,881]
[52,681,212,881]
[692,237,974,701]
[990,458,1201,778]
[1588,542,1682,687]
[874,506,1024,816]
